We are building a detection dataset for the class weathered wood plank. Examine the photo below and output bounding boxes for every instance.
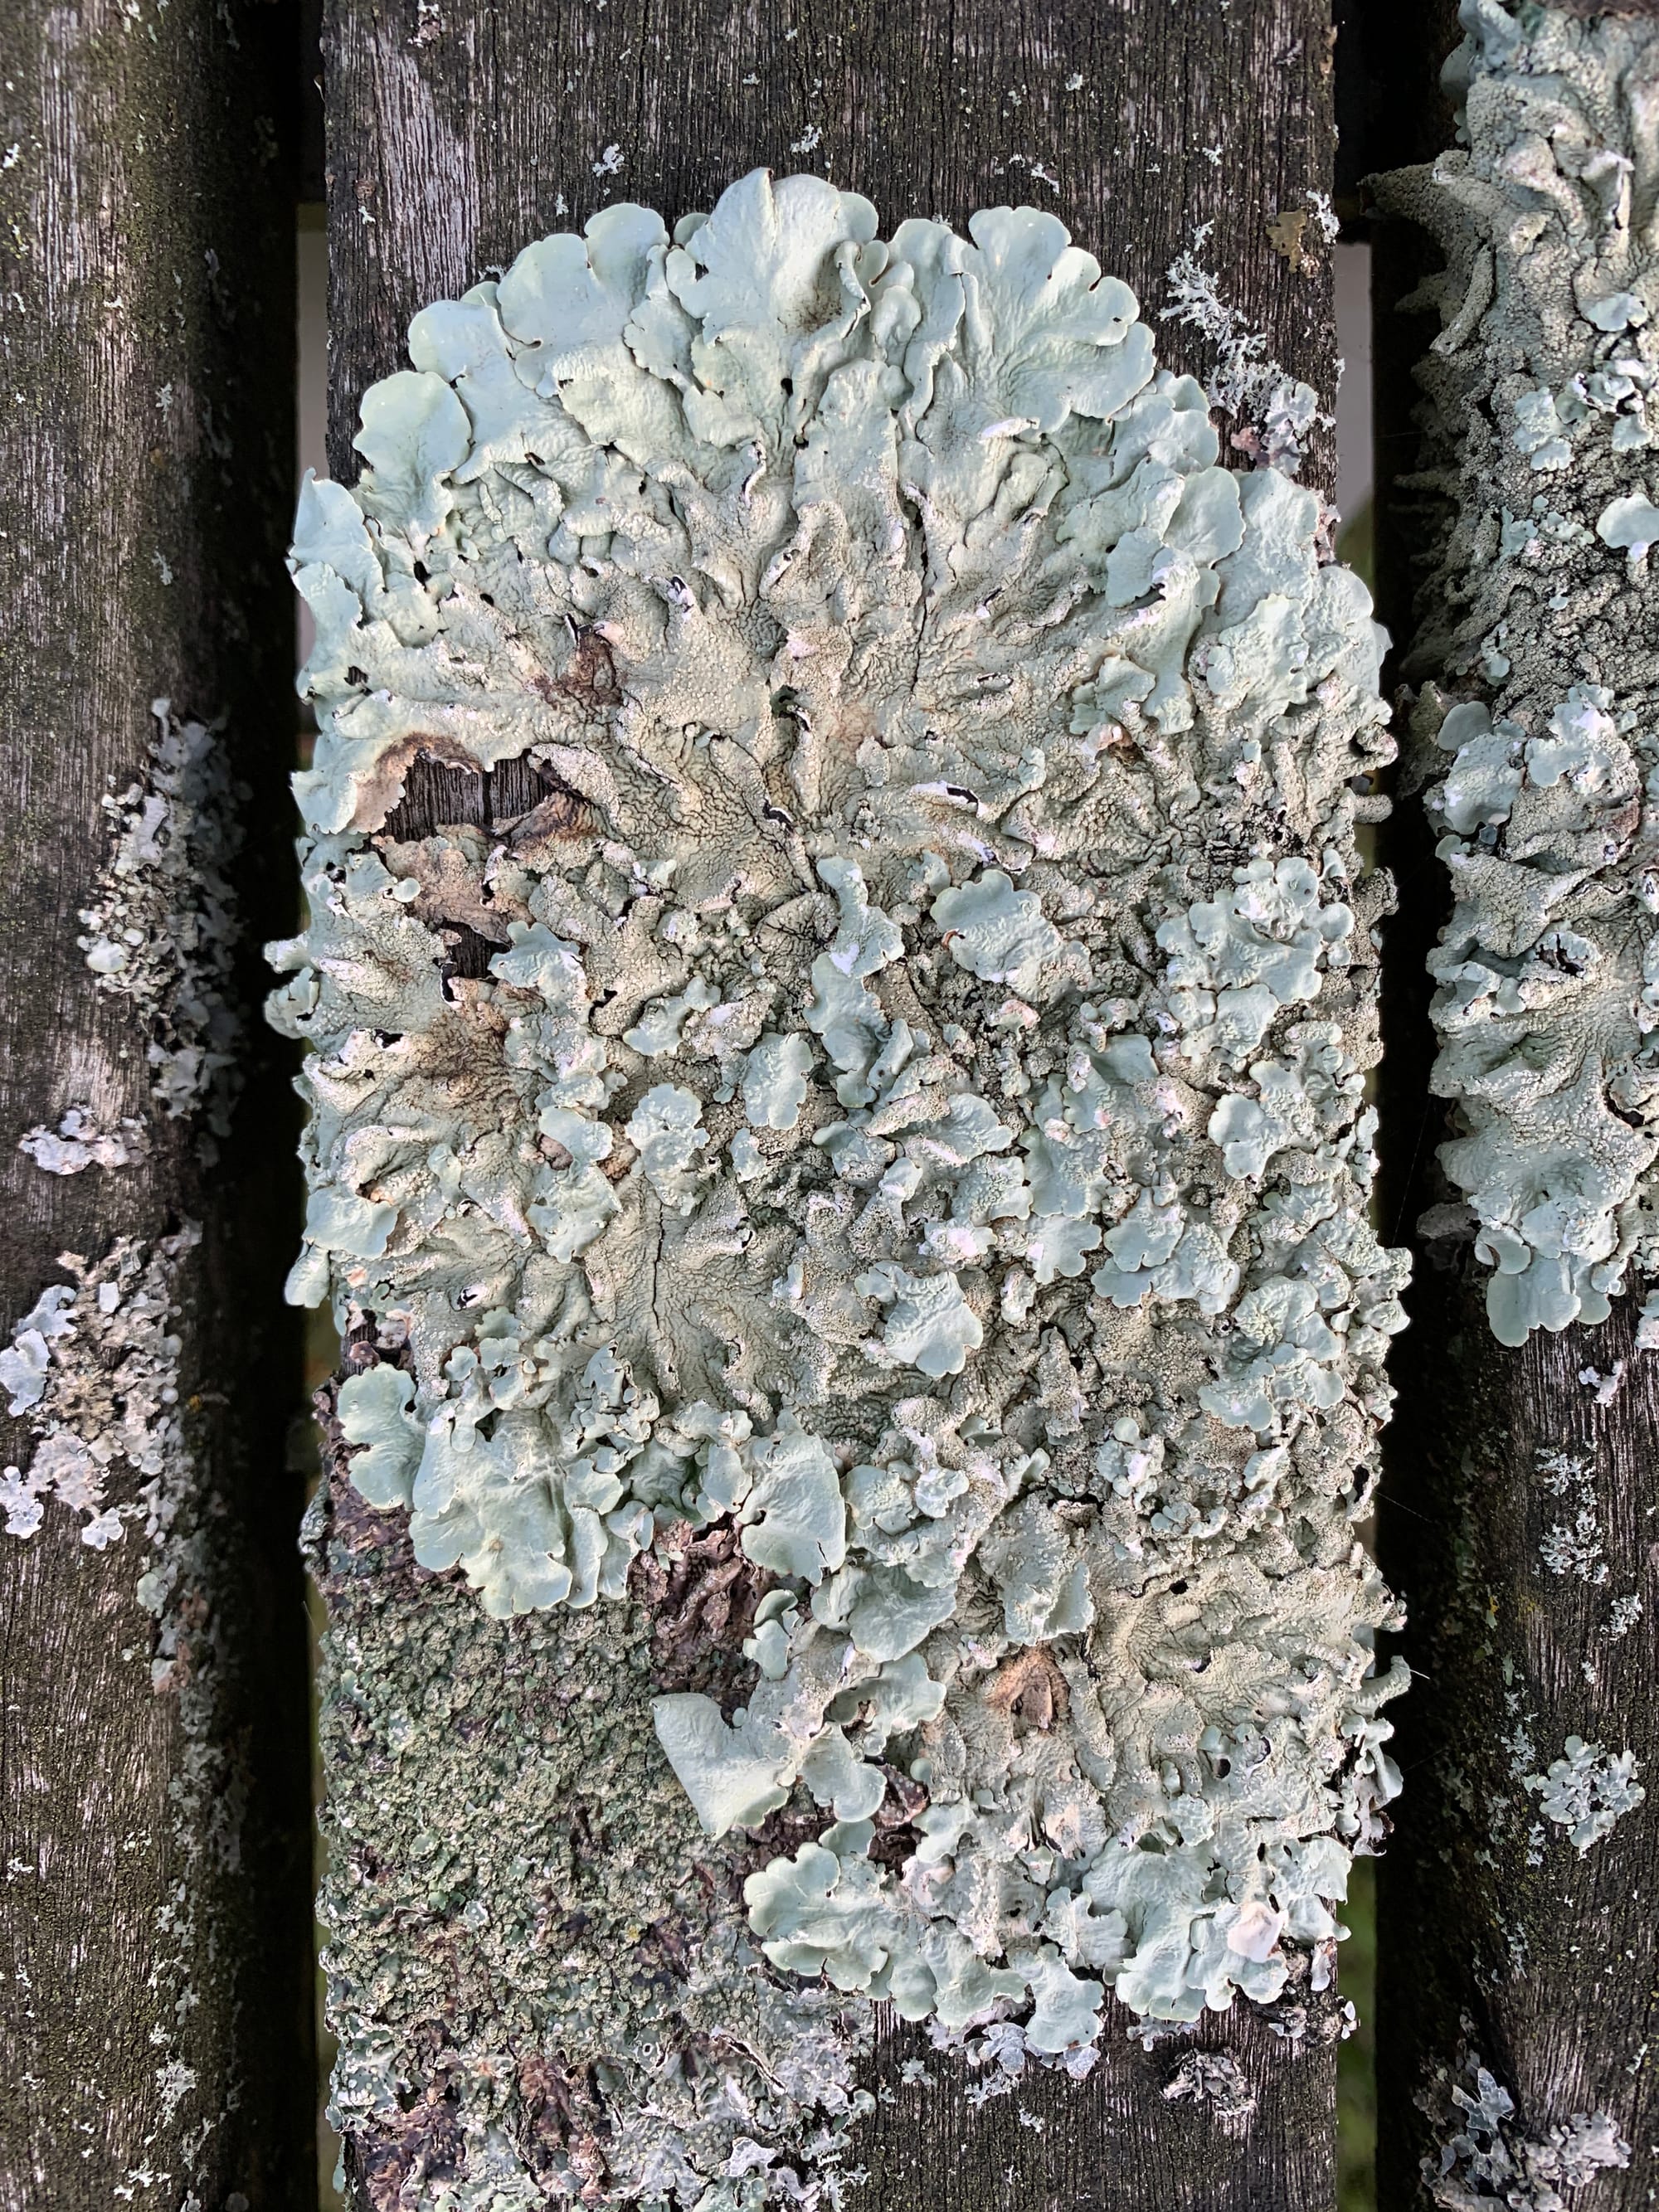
[0,2,314,2203]
[326,0,1340,496]
[319,5,1352,2206]
[1367,4,1659,2204]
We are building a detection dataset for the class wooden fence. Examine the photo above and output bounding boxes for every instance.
[2,2,1656,2207]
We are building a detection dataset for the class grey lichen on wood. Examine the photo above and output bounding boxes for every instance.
[75,698,246,1137]
[1419,2047,1629,2210]
[0,0,313,2200]
[1379,0,1659,1347]
[1371,5,1659,2204]
[285,168,1403,2204]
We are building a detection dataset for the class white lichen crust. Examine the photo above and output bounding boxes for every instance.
[1,1228,198,1558]
[277,172,1404,2194]
[1524,1733,1643,1855]
[1381,2,1659,1344]
[0,1228,247,2204]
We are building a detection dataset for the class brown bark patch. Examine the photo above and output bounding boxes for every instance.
[631,1519,776,1703]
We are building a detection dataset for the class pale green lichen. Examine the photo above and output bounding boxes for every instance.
[1380,1,1659,1343]
[1523,1734,1642,1855]
[76,698,243,1140]
[17,1105,148,1175]
[1422,2049,1630,2210]
[278,170,1403,2197]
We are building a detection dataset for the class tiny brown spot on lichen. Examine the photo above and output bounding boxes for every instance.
[982,1646,1069,1730]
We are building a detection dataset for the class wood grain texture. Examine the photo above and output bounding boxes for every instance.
[1365,3,1659,2205]
[0,2,314,2203]
[322,5,1349,2205]
[1375,1289,1659,2210]
[325,0,1340,495]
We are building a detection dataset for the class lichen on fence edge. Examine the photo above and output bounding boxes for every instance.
[277,169,1405,2202]
[1382,0,1659,1347]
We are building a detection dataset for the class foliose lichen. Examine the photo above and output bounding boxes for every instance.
[17,1103,149,1175]
[1160,2047,1257,2128]
[1523,1733,1643,1854]
[1535,1444,1607,1586]
[277,170,1404,2195]
[1,1227,197,1560]
[0,1227,245,2203]
[1379,0,1659,1344]
[78,695,244,1141]
[1420,2048,1630,2210]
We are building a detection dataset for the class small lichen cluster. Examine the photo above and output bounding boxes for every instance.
[1160,2047,1257,2128]
[1535,1445,1606,1586]
[0,1226,197,1566]
[278,171,1404,2188]
[1381,1,1659,1343]
[77,695,244,1137]
[1160,226,1328,476]
[1523,1734,1643,1855]
[16,1104,149,1175]
[1421,2051,1629,2211]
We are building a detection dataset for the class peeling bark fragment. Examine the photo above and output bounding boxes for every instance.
[281,171,1404,2200]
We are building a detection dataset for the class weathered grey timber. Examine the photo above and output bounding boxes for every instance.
[315,5,1357,2205]
[0,2,314,2205]
[1370,3,1659,2205]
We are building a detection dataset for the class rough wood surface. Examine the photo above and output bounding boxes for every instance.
[1375,1291,1659,2210]
[326,0,1340,498]
[0,2,314,2204]
[320,4,1350,2205]
[1365,4,1659,2205]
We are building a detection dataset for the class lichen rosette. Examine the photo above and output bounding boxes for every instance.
[275,170,1404,2085]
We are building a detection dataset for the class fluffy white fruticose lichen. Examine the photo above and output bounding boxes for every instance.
[1160,226,1329,477]
[276,170,1403,2185]
[1381,2,1659,1344]
[77,696,244,1138]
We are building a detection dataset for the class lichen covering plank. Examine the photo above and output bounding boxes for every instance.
[276,171,1406,2199]
[1381,0,1659,1346]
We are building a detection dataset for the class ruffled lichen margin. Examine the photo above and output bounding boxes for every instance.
[277,172,1407,2200]
[1380,0,1659,1347]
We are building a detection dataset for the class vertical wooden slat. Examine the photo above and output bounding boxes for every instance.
[324,0,1340,491]
[318,4,1350,2205]
[1367,4,1659,2205]
[0,2,315,2203]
